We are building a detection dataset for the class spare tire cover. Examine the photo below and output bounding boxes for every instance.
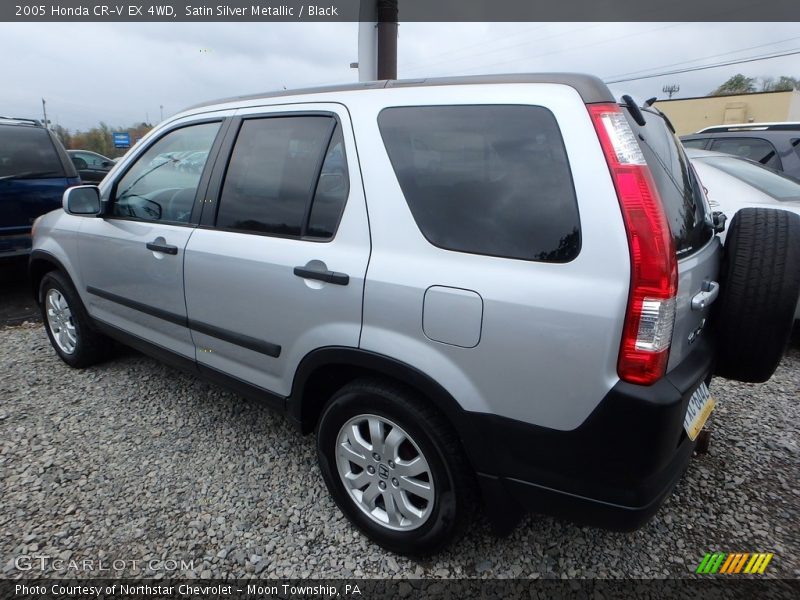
[713,207,800,382]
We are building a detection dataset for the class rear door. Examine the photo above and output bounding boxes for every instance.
[633,109,718,369]
[182,104,370,396]
[77,116,229,358]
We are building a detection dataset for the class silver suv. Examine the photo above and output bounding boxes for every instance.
[30,74,800,555]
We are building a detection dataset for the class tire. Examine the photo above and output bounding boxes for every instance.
[316,378,473,555]
[714,207,800,382]
[40,270,111,368]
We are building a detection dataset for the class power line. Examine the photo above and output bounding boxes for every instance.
[398,23,551,73]
[604,48,800,84]
[452,22,691,77]
[604,35,800,80]
[401,22,616,76]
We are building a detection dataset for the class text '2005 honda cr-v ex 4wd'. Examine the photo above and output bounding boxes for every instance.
[30,74,800,555]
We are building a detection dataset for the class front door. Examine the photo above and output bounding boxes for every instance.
[77,120,224,358]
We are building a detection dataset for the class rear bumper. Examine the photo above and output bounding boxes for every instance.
[462,336,715,532]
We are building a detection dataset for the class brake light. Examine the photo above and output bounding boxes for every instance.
[588,103,678,385]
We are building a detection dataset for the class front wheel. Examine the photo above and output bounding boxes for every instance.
[316,379,473,555]
[40,270,111,368]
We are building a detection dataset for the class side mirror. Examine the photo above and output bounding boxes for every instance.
[63,185,102,216]
[101,161,113,168]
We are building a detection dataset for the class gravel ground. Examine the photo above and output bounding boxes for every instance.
[1,323,798,580]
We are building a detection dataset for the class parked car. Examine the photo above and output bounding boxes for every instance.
[681,122,800,181]
[687,147,800,321]
[0,117,79,259]
[29,75,800,555]
[67,150,115,184]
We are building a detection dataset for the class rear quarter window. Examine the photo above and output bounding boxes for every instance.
[378,105,580,262]
[0,125,65,178]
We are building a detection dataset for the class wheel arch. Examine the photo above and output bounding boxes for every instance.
[289,347,471,439]
[29,250,72,304]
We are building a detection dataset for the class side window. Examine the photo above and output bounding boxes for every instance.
[709,137,782,170]
[113,121,221,224]
[215,116,345,239]
[0,125,64,177]
[378,105,580,262]
[681,138,708,150]
[307,125,349,238]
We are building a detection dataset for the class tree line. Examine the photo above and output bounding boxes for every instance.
[710,74,800,96]
[52,122,153,158]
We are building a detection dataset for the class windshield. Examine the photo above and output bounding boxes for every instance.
[697,155,800,202]
[0,125,65,178]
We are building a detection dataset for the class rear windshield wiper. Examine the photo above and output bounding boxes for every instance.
[0,170,63,181]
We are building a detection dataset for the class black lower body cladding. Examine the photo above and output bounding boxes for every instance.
[713,207,800,382]
[462,337,715,533]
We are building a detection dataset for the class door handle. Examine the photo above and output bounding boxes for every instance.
[293,266,349,286]
[146,241,178,255]
[691,280,719,311]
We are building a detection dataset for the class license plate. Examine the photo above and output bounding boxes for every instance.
[683,382,716,441]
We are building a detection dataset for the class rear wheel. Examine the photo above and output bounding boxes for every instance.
[40,271,111,368]
[714,208,800,382]
[316,378,473,555]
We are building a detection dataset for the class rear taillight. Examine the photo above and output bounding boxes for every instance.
[588,103,678,385]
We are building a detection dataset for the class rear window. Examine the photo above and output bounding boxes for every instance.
[633,110,712,257]
[709,137,782,171]
[378,105,580,262]
[681,138,708,150]
[0,125,65,178]
[698,155,800,202]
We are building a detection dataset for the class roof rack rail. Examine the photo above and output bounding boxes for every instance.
[697,122,800,133]
[0,116,43,126]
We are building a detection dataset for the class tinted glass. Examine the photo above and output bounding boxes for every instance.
[113,122,220,223]
[634,110,712,257]
[378,105,580,262]
[698,155,800,202]
[216,116,334,237]
[307,125,349,239]
[681,138,708,150]
[709,137,782,170]
[75,151,109,167]
[0,125,64,178]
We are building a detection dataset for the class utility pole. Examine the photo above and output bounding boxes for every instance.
[41,98,49,129]
[160,105,164,121]
[377,0,398,80]
[662,84,680,99]
[356,0,398,81]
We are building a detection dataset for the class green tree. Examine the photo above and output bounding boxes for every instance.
[709,74,756,96]
[769,76,799,91]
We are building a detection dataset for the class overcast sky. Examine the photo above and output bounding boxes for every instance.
[3,21,799,131]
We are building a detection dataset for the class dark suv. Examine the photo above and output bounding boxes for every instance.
[681,122,800,180]
[0,117,79,258]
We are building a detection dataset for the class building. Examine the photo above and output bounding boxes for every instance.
[654,90,800,135]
